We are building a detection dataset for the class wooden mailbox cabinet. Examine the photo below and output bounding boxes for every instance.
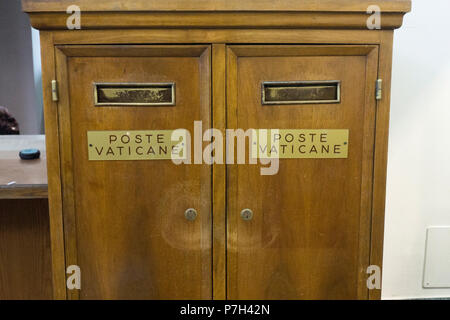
[23,0,411,300]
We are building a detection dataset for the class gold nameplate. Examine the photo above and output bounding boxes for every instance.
[252,129,349,159]
[87,130,186,161]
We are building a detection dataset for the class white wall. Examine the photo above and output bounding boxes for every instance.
[383,0,450,299]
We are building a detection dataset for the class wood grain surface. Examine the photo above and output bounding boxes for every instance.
[22,0,411,13]
[226,45,378,299]
[55,45,212,299]
[0,199,52,299]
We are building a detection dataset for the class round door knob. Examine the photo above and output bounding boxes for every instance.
[184,208,198,221]
[240,208,253,221]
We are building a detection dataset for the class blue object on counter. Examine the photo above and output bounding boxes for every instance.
[19,149,41,160]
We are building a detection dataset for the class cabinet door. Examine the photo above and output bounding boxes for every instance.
[226,45,379,299]
[55,45,211,299]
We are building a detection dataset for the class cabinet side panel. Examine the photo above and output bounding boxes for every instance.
[39,31,66,300]
[370,31,394,300]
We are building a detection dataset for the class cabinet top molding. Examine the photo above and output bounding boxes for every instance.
[22,0,412,30]
[22,0,411,13]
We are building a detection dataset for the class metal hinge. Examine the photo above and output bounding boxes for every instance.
[375,79,382,101]
[51,80,59,102]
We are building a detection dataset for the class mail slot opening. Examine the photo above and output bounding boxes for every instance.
[262,81,340,105]
[94,82,175,106]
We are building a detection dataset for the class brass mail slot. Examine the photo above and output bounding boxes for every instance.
[262,81,340,105]
[94,83,175,106]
